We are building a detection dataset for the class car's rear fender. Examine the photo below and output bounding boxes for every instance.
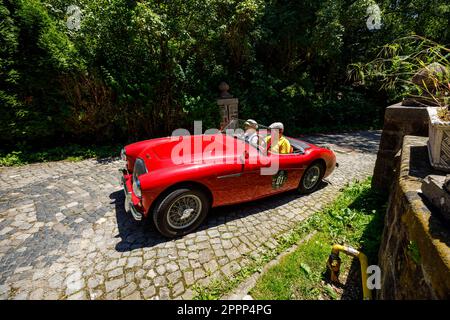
[319,149,336,178]
[302,147,336,179]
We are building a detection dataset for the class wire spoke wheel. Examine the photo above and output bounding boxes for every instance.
[167,194,202,229]
[303,165,321,190]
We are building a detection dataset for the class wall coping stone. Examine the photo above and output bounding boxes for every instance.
[394,135,450,298]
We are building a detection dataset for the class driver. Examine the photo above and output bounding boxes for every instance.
[243,119,259,146]
[265,122,291,154]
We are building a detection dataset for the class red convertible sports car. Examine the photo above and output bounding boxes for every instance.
[120,119,337,237]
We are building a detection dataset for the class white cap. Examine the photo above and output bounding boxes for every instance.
[244,119,258,129]
[269,122,284,131]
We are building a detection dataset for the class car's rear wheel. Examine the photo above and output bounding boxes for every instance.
[298,161,325,194]
[152,187,210,238]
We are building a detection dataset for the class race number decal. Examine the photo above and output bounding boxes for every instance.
[272,170,288,189]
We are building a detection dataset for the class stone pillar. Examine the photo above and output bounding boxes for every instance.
[217,82,239,128]
[372,102,430,192]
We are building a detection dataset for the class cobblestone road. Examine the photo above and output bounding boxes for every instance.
[0,131,380,300]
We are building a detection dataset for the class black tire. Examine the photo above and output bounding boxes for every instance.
[152,187,210,238]
[298,161,325,194]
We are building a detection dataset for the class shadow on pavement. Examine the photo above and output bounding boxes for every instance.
[110,181,329,252]
[301,131,381,154]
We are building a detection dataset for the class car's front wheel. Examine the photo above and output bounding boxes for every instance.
[298,161,325,194]
[152,187,210,238]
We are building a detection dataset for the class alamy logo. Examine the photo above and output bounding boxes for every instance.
[66,5,82,31]
[366,4,382,30]
[170,121,281,175]
[367,265,381,289]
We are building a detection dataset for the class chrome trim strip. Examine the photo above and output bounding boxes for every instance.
[217,173,242,179]
[121,174,128,192]
[121,174,142,221]
[130,203,143,221]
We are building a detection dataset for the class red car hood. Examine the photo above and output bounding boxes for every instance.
[125,133,321,172]
[126,134,246,170]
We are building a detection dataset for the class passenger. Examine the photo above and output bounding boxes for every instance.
[265,122,291,154]
[243,119,259,146]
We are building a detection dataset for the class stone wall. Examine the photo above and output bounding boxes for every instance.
[378,135,450,299]
[372,103,429,192]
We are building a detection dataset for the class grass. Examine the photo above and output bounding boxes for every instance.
[251,177,386,300]
[0,144,122,166]
[252,233,335,300]
[192,177,387,300]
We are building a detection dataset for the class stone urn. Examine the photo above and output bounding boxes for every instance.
[402,62,449,107]
[427,107,450,172]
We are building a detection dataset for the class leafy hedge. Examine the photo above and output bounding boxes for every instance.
[1,0,449,152]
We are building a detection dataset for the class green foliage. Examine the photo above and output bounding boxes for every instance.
[0,0,82,147]
[350,35,450,109]
[0,3,21,142]
[252,233,334,300]
[0,144,121,166]
[1,0,449,152]
[407,240,421,264]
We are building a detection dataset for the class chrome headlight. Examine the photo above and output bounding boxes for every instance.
[120,148,127,161]
[133,176,142,198]
[132,158,147,198]
[134,158,147,176]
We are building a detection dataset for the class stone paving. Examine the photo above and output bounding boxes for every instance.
[0,131,380,300]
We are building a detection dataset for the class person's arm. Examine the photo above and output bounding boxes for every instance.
[264,136,271,152]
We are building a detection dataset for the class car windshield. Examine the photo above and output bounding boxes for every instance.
[221,119,269,148]
[222,119,270,133]
[220,119,310,154]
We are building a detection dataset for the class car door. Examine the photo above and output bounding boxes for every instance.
[252,151,306,198]
[207,144,259,207]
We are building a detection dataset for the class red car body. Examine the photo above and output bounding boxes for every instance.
[120,131,337,230]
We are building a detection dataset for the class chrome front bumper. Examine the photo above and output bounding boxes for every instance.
[119,169,143,221]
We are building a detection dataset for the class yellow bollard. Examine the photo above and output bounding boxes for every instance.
[326,244,372,300]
